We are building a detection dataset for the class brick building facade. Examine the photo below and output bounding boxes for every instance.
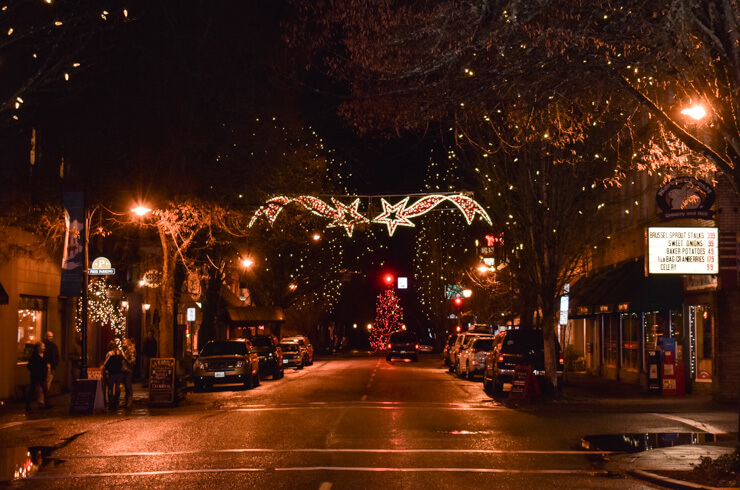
[565,172,739,401]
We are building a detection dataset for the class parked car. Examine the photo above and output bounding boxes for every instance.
[456,337,495,379]
[482,329,564,395]
[448,332,493,373]
[250,334,284,379]
[283,335,313,365]
[386,330,419,362]
[192,339,260,391]
[418,341,434,354]
[443,334,458,366]
[280,341,305,369]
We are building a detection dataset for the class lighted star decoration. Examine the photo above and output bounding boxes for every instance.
[373,197,415,236]
[326,198,369,237]
[249,193,491,237]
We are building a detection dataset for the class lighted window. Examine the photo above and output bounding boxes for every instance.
[17,296,47,362]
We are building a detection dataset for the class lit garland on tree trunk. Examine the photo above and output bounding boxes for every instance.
[370,289,403,351]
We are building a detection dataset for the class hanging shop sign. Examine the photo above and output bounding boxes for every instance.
[647,227,718,275]
[655,177,715,221]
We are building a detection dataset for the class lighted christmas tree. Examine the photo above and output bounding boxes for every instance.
[370,289,403,351]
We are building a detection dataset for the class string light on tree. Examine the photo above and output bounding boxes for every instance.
[370,289,404,351]
[76,279,126,344]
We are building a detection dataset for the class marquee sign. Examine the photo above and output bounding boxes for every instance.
[647,227,718,275]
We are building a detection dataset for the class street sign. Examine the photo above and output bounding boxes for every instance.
[89,256,115,276]
[397,277,408,289]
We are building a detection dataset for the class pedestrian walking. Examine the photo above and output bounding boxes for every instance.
[43,331,60,395]
[122,338,137,407]
[103,341,125,411]
[25,342,51,410]
[141,330,157,384]
[68,332,83,382]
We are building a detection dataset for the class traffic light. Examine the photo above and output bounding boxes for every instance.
[383,273,395,287]
[453,296,463,307]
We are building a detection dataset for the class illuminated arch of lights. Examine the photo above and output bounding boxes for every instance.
[249,193,491,237]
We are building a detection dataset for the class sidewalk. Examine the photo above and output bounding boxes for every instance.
[0,380,150,422]
[562,372,738,489]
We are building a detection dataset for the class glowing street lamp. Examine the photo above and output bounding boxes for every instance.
[131,205,152,216]
[681,105,707,121]
[241,258,254,269]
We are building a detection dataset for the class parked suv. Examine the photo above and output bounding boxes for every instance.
[448,332,493,373]
[193,339,260,391]
[456,337,495,379]
[443,334,458,366]
[280,341,305,369]
[386,330,419,362]
[282,335,313,365]
[482,329,564,395]
[250,334,284,379]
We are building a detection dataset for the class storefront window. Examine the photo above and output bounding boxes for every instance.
[17,296,47,362]
[691,305,713,382]
[621,313,639,371]
[672,309,684,365]
[604,314,619,367]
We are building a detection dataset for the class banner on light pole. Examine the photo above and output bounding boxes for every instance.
[61,192,85,297]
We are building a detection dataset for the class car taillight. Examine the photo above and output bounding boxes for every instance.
[559,355,564,364]
[498,355,504,362]
[388,343,392,349]
[415,344,419,349]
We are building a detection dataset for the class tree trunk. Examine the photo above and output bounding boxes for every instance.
[158,226,175,359]
[542,310,560,397]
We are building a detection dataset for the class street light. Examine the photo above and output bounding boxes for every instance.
[131,205,152,216]
[241,258,254,269]
[681,104,707,121]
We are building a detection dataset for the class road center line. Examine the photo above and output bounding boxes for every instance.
[0,418,60,431]
[54,448,615,459]
[651,413,727,434]
[27,468,264,480]
[276,467,610,475]
[27,466,610,480]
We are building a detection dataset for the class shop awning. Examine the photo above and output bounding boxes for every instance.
[226,306,285,325]
[570,257,683,315]
[0,281,7,305]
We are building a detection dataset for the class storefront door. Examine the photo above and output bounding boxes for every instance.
[689,305,713,383]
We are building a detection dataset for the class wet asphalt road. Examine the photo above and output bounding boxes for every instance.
[4,354,733,489]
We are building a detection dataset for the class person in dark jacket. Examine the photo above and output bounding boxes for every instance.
[103,341,125,411]
[26,342,51,410]
[141,330,157,382]
[43,331,60,394]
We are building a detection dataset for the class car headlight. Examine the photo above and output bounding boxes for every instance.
[195,361,205,370]
[268,352,274,358]
[236,361,243,368]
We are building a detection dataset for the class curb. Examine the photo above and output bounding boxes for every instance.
[628,469,729,490]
